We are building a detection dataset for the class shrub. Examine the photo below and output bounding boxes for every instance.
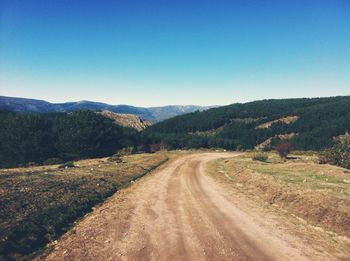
[43,158,63,165]
[319,140,350,169]
[26,162,37,167]
[318,149,334,165]
[116,146,135,157]
[108,147,136,163]
[58,161,75,169]
[262,145,272,152]
[149,142,167,153]
[275,142,293,159]
[108,154,123,163]
[252,153,268,162]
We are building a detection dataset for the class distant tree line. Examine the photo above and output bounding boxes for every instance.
[0,110,138,168]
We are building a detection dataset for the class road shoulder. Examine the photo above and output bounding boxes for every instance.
[205,155,350,259]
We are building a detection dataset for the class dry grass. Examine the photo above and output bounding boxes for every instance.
[241,153,350,197]
[208,152,350,238]
[0,152,168,260]
[255,115,299,129]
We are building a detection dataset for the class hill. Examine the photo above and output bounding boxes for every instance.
[0,96,211,122]
[146,105,214,122]
[0,110,139,168]
[2,96,349,167]
[144,96,350,150]
[99,110,152,131]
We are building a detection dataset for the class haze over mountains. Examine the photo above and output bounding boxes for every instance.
[0,96,213,123]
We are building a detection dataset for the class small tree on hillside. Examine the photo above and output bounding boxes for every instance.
[275,142,293,159]
[149,141,167,153]
[319,140,350,169]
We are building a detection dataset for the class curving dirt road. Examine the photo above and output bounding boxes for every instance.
[42,153,348,260]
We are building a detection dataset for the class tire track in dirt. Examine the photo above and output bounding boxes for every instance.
[41,152,346,260]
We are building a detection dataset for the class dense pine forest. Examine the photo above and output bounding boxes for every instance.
[143,96,350,151]
[1,96,350,168]
[0,110,138,168]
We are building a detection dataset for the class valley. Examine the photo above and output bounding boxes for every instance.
[1,1,348,260]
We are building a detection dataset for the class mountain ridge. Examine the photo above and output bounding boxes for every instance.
[0,96,213,122]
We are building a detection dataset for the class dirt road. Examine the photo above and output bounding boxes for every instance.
[42,153,348,260]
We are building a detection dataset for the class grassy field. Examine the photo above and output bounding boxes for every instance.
[208,152,350,239]
[0,152,168,260]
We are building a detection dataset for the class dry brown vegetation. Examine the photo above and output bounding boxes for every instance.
[189,126,225,136]
[254,133,297,151]
[99,110,152,131]
[208,152,350,239]
[0,152,168,260]
[255,115,299,129]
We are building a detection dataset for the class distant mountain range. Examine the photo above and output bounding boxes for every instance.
[0,96,213,122]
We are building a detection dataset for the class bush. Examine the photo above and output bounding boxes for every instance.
[116,146,135,157]
[318,149,333,165]
[26,162,37,167]
[58,161,75,169]
[43,158,63,165]
[108,154,123,163]
[319,140,350,169]
[252,153,268,162]
[149,142,167,153]
[108,147,136,163]
[262,145,272,152]
[275,142,293,159]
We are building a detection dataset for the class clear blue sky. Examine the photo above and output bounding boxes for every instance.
[1,0,349,106]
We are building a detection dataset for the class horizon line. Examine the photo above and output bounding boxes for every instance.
[1,94,350,109]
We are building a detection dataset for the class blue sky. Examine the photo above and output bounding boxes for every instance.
[0,0,349,106]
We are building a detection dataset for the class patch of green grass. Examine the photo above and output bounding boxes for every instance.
[252,153,269,162]
[227,152,350,198]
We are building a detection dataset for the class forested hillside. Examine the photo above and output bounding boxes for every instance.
[144,96,350,150]
[1,96,349,168]
[0,110,138,168]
